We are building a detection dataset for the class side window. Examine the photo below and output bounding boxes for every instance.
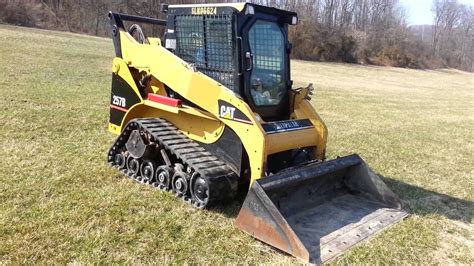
[175,15,236,92]
[175,16,204,64]
[205,17,233,72]
[249,20,286,106]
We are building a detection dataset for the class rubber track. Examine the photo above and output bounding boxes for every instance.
[107,118,238,208]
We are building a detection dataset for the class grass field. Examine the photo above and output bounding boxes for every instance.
[0,24,472,264]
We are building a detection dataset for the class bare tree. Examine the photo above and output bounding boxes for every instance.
[432,0,472,70]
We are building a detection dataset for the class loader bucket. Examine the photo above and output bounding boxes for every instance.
[235,154,408,263]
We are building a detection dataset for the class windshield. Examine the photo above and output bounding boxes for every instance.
[249,20,286,106]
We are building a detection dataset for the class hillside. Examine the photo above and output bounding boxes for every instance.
[0,24,472,264]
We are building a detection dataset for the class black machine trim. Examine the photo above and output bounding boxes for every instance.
[262,119,314,134]
[202,126,243,175]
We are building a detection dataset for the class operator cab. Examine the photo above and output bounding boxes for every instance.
[163,3,297,121]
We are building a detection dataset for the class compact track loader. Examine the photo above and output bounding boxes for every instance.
[106,3,408,263]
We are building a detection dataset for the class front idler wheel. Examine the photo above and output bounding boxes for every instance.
[127,157,141,179]
[155,166,173,190]
[190,172,210,208]
[140,160,155,184]
[172,171,189,197]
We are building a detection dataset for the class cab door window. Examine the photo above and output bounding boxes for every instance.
[248,20,286,106]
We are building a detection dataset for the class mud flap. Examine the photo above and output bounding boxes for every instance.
[235,154,408,263]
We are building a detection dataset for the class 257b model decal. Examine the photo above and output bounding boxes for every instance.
[110,95,128,112]
[112,95,126,108]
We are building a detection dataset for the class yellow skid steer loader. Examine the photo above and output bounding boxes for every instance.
[106,3,407,263]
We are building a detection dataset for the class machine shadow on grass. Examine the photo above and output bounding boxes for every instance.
[212,175,473,223]
[381,175,473,223]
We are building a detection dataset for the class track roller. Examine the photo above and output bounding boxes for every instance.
[172,171,189,197]
[140,160,156,184]
[127,157,140,178]
[156,165,173,190]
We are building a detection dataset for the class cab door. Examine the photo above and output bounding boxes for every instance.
[239,12,291,121]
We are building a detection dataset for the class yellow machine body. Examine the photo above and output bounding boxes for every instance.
[106,4,407,263]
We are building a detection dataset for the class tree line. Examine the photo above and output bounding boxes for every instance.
[0,0,472,71]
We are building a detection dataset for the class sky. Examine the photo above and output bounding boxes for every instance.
[399,0,474,25]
